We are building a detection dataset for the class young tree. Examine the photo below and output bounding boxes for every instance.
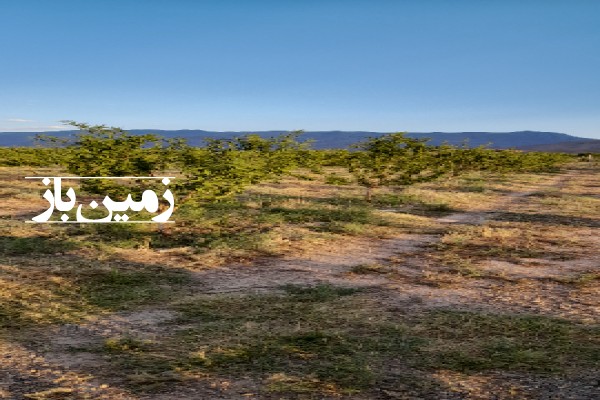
[36,121,169,197]
[175,131,309,203]
[347,132,443,201]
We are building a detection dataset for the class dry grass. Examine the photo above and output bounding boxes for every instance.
[0,162,599,398]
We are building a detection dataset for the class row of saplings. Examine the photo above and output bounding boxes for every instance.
[3,121,571,203]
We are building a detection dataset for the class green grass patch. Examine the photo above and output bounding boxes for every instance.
[324,174,351,185]
[0,235,79,255]
[414,310,600,373]
[98,285,419,395]
[80,267,189,310]
[25,284,599,396]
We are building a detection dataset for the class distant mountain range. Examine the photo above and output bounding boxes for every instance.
[0,129,598,152]
[518,140,600,153]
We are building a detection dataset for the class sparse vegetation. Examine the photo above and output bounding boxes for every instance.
[0,128,598,398]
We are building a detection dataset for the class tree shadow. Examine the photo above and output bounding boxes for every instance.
[0,235,79,256]
[0,236,194,330]
[0,234,198,396]
[490,212,600,227]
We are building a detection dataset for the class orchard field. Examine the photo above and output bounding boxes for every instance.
[0,124,598,399]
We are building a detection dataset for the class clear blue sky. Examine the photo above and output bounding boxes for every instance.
[1,0,599,138]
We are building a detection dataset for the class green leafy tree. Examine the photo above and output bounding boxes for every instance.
[37,121,169,197]
[347,132,442,201]
[0,147,68,167]
[37,122,309,205]
[175,131,309,203]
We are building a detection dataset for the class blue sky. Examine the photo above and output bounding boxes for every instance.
[1,0,599,138]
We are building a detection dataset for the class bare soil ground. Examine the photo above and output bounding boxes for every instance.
[0,164,598,399]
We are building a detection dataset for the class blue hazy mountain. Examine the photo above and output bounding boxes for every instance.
[0,129,597,150]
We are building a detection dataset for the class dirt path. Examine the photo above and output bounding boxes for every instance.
[188,168,581,306]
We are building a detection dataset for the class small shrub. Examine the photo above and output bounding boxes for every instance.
[325,174,351,185]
